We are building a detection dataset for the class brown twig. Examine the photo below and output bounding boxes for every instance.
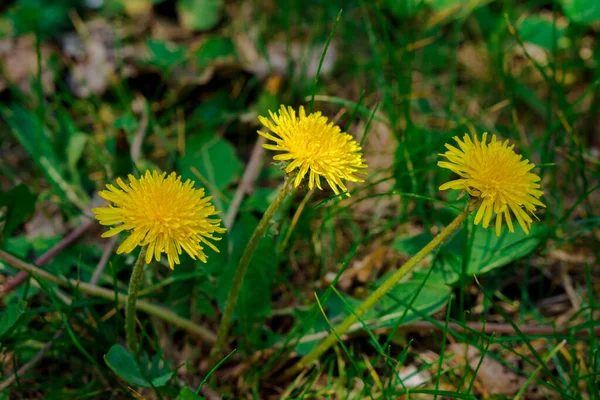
[1,218,95,295]
[273,320,600,350]
[0,249,216,343]
[0,234,117,391]
[223,137,266,230]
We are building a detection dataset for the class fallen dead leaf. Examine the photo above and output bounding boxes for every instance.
[62,19,119,98]
[0,34,55,95]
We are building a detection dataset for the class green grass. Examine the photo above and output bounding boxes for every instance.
[1,0,599,398]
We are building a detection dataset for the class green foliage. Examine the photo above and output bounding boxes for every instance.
[217,213,278,339]
[559,0,600,24]
[176,0,223,31]
[519,16,566,50]
[383,0,424,17]
[0,184,36,239]
[178,387,206,399]
[395,220,545,286]
[1,0,598,398]
[179,132,243,193]
[8,0,78,38]
[195,36,236,67]
[104,344,174,388]
[142,39,187,72]
[0,299,27,337]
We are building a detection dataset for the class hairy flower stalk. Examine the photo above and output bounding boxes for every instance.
[92,170,225,352]
[210,105,368,364]
[284,133,544,378]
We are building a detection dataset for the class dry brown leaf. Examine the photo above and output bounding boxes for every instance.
[337,246,389,291]
[448,343,525,396]
[233,31,337,80]
[62,19,119,98]
[0,34,55,95]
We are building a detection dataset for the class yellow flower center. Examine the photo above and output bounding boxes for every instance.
[92,171,225,268]
[258,105,368,195]
[438,133,544,236]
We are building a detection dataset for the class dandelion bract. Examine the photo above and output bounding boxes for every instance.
[92,171,225,269]
[258,105,368,195]
[438,133,544,236]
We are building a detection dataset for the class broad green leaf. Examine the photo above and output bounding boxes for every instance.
[195,36,235,67]
[177,0,223,32]
[384,0,423,17]
[105,344,174,388]
[178,387,206,400]
[217,213,278,332]
[188,91,239,131]
[362,280,451,328]
[0,299,27,337]
[559,0,600,24]
[105,345,150,387]
[140,351,175,388]
[9,0,73,38]
[294,278,450,355]
[2,105,89,209]
[519,17,566,50]
[427,0,461,12]
[142,39,187,71]
[1,235,31,258]
[67,133,88,185]
[394,218,544,286]
[179,132,243,192]
[467,221,544,276]
[0,184,36,238]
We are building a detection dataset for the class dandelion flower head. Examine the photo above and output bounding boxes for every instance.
[92,171,225,269]
[258,105,368,196]
[438,133,544,236]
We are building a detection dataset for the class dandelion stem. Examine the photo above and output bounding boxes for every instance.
[210,179,294,363]
[125,247,147,355]
[283,203,473,379]
[0,248,216,342]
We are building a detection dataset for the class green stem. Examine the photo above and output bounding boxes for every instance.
[125,247,147,354]
[210,179,293,363]
[0,249,216,343]
[283,204,472,379]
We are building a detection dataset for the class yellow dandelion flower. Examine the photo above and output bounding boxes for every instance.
[92,171,225,269]
[438,133,545,236]
[258,105,368,195]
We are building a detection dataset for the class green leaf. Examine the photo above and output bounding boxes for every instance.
[0,184,36,238]
[195,36,235,67]
[559,0,600,24]
[218,213,278,331]
[518,17,566,50]
[466,221,544,276]
[105,345,150,387]
[177,0,223,32]
[9,0,73,38]
[142,39,187,71]
[179,132,243,192]
[394,219,544,286]
[178,387,206,400]
[363,280,451,329]
[384,0,423,17]
[67,133,88,184]
[104,345,174,388]
[427,0,461,12]
[0,299,27,337]
[2,105,89,210]
[294,277,450,355]
[140,351,175,388]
